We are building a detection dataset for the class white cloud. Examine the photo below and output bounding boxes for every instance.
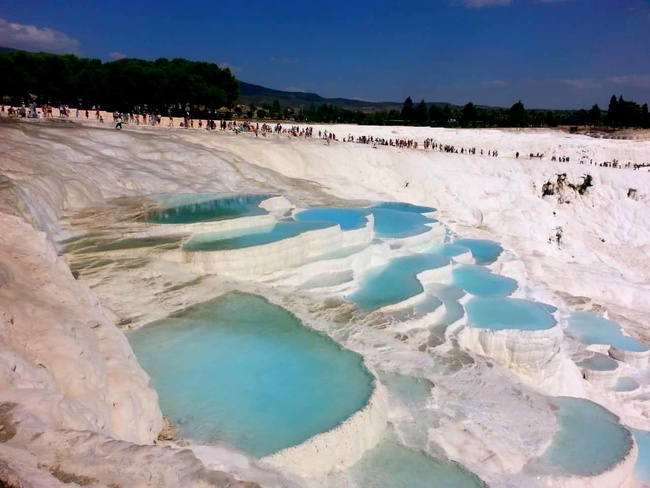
[560,75,650,91]
[561,78,603,90]
[0,18,81,54]
[109,51,127,60]
[218,62,242,73]
[607,75,650,90]
[284,86,306,92]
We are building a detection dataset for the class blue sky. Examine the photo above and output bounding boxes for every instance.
[1,0,649,109]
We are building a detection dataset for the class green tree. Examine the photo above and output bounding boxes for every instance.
[461,102,478,127]
[587,104,601,126]
[400,97,414,121]
[414,99,428,125]
[271,99,282,118]
[508,100,528,127]
[428,104,443,125]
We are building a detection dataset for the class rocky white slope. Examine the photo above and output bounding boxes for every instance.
[1,118,649,487]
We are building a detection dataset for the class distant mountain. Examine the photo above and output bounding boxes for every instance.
[239,81,409,113]
[0,46,17,54]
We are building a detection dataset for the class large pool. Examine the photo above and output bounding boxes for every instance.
[631,428,650,484]
[183,220,335,252]
[465,297,557,331]
[145,194,271,224]
[567,312,649,352]
[128,292,374,457]
[348,254,449,311]
[532,397,634,477]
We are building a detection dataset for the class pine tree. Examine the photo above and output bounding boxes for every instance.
[400,97,414,121]
[587,104,601,126]
[414,99,428,125]
[461,102,478,127]
[508,100,528,127]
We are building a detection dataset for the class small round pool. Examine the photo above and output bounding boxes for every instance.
[576,353,618,371]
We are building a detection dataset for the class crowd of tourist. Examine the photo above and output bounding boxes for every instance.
[1,104,648,171]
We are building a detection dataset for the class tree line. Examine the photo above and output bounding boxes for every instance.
[392,96,650,128]
[245,96,649,128]
[0,50,239,114]
[1,50,648,127]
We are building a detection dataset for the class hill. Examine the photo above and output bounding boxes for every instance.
[238,81,409,113]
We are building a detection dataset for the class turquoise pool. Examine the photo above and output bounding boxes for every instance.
[451,265,518,297]
[452,239,503,264]
[534,397,633,477]
[631,428,650,484]
[576,353,619,371]
[294,208,369,231]
[612,377,639,392]
[567,312,649,352]
[465,297,557,331]
[426,243,472,260]
[373,202,437,214]
[348,254,449,310]
[183,220,336,252]
[347,438,486,488]
[370,208,438,238]
[128,292,373,457]
[146,194,271,224]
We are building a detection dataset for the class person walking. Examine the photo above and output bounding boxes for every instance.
[115,114,122,130]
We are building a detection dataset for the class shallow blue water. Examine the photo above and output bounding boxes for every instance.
[370,208,438,238]
[567,312,649,352]
[631,428,650,484]
[347,438,486,488]
[612,377,639,392]
[146,194,270,224]
[451,265,518,297]
[465,297,556,331]
[576,353,618,371]
[452,239,503,264]
[373,202,437,214]
[183,220,335,251]
[426,243,472,259]
[380,373,434,406]
[536,397,633,476]
[128,293,373,457]
[294,208,369,231]
[349,254,449,310]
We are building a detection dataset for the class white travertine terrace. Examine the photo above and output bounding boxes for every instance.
[1,119,649,486]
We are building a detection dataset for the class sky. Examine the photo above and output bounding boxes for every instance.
[1,0,649,109]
